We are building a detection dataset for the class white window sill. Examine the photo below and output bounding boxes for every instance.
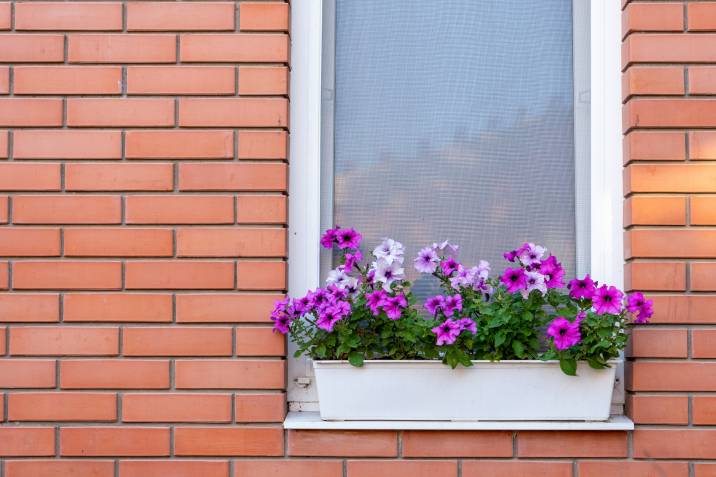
[284,412,634,431]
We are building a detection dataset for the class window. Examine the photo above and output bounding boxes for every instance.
[288,0,623,417]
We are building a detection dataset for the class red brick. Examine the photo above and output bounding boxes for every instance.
[175,359,284,389]
[64,293,172,323]
[625,99,716,129]
[0,99,62,126]
[239,2,289,31]
[15,66,121,96]
[239,66,288,95]
[180,34,288,62]
[122,393,231,423]
[69,34,176,63]
[622,66,684,99]
[695,464,716,477]
[66,163,173,191]
[126,130,233,159]
[14,130,122,159]
[689,66,716,94]
[622,3,683,37]
[627,394,689,425]
[61,427,169,457]
[0,261,6,288]
[179,98,288,127]
[579,461,688,477]
[237,195,287,224]
[693,329,716,358]
[0,66,9,93]
[176,228,286,257]
[0,196,6,223]
[10,326,118,356]
[179,163,287,191]
[624,196,686,226]
[0,228,60,256]
[625,229,716,258]
[0,35,64,62]
[649,295,716,324]
[238,130,287,159]
[237,260,286,290]
[0,163,61,191]
[624,131,685,162]
[402,431,512,458]
[127,66,235,95]
[624,260,685,291]
[64,228,173,257]
[0,131,7,158]
[15,2,122,30]
[125,195,234,224]
[624,34,716,65]
[689,2,716,30]
[517,431,627,457]
[347,460,456,477]
[60,359,169,389]
[691,196,716,225]
[13,261,122,290]
[694,396,716,424]
[463,461,572,477]
[13,195,121,224]
[8,392,116,421]
[123,326,232,356]
[635,429,716,458]
[176,293,278,323]
[174,427,283,456]
[0,294,59,322]
[68,98,174,127]
[631,361,716,391]
[288,430,397,457]
[5,460,114,477]
[232,460,341,477]
[120,461,229,477]
[690,131,716,160]
[0,3,9,30]
[127,2,234,31]
[125,261,234,290]
[0,359,56,388]
[0,428,55,456]
[629,328,687,358]
[691,262,716,290]
[234,393,285,423]
[236,326,284,356]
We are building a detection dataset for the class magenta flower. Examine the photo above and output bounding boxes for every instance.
[546,316,582,350]
[316,306,342,332]
[442,294,463,317]
[592,285,624,315]
[292,295,313,314]
[431,319,461,346]
[424,295,445,315]
[414,247,439,273]
[320,228,339,249]
[456,318,477,334]
[500,267,527,293]
[627,292,653,323]
[568,274,596,300]
[539,256,565,289]
[634,300,653,324]
[365,289,387,316]
[503,249,518,262]
[381,293,408,320]
[440,257,460,276]
[308,288,330,309]
[344,250,362,271]
[336,227,362,250]
[270,297,295,334]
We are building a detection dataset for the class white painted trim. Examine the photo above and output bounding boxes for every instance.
[284,412,634,431]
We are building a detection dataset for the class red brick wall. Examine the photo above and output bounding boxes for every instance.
[0,1,711,476]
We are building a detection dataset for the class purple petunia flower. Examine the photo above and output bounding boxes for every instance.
[373,238,405,265]
[521,270,547,298]
[308,288,330,309]
[440,257,460,276]
[424,295,445,315]
[517,242,546,267]
[503,249,518,262]
[292,295,312,314]
[372,258,405,291]
[633,300,653,324]
[344,250,362,271]
[414,247,439,274]
[627,292,653,324]
[335,228,362,250]
[365,289,387,316]
[546,316,582,350]
[442,294,463,317]
[320,228,338,249]
[456,318,477,334]
[592,285,624,315]
[432,240,459,254]
[270,297,295,334]
[500,267,527,293]
[568,274,596,300]
[380,293,408,320]
[539,255,565,289]
[431,319,461,346]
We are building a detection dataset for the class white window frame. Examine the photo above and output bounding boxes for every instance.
[288,0,623,414]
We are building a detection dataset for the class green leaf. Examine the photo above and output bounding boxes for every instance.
[494,332,506,348]
[512,340,525,357]
[559,357,578,376]
[587,357,608,370]
[348,351,364,367]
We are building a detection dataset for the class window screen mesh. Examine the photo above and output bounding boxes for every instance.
[330,0,576,297]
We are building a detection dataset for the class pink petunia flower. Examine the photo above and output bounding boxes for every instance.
[546,316,581,350]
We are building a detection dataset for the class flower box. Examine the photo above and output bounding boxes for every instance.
[313,359,619,421]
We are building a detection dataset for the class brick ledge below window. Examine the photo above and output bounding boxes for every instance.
[284,412,634,431]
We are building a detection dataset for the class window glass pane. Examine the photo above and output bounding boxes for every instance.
[331,0,576,298]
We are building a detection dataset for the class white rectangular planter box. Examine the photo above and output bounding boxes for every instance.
[313,359,619,421]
